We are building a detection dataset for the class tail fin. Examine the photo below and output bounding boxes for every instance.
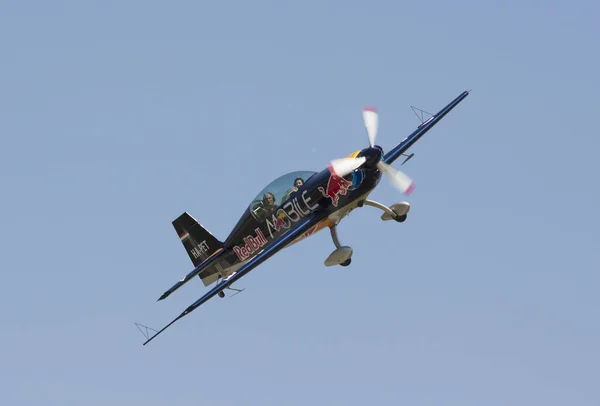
[172,212,224,267]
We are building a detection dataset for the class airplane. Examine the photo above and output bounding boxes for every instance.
[136,90,469,345]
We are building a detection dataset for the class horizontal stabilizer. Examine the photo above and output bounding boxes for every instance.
[157,248,225,301]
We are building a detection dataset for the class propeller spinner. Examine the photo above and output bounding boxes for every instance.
[327,106,415,195]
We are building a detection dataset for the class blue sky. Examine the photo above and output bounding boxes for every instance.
[1,1,599,404]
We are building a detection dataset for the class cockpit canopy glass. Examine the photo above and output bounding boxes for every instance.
[249,170,316,221]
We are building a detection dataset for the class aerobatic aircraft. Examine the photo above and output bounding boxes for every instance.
[136,90,469,345]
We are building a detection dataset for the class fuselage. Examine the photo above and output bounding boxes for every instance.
[214,147,384,273]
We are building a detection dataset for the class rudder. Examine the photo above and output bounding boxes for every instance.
[172,212,224,267]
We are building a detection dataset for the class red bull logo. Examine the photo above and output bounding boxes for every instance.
[232,228,268,261]
[318,173,352,207]
[274,209,291,231]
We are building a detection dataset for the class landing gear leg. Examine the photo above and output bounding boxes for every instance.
[363,199,410,222]
[330,225,342,250]
[324,225,353,267]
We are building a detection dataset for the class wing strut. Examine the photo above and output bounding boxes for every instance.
[141,216,322,345]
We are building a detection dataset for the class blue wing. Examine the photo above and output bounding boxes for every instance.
[383,90,469,165]
[142,215,323,345]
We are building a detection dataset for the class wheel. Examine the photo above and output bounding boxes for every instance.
[394,214,407,223]
[340,258,351,267]
[218,291,225,298]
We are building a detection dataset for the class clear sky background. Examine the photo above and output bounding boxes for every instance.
[1,1,599,405]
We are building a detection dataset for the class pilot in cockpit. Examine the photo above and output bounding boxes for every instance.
[293,177,304,190]
[282,177,304,202]
[262,192,276,217]
[252,191,277,221]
